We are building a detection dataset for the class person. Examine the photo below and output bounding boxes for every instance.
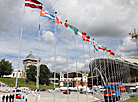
[9,94,11,102]
[25,94,28,102]
[6,95,8,102]
[11,94,14,102]
[38,93,40,101]
[2,94,5,102]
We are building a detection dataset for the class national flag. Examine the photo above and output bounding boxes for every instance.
[82,32,86,38]
[94,45,98,51]
[64,22,68,28]
[110,52,115,56]
[56,16,60,24]
[105,49,111,53]
[25,0,43,9]
[40,9,55,21]
[68,24,79,35]
[98,45,107,49]
[98,46,106,50]
[86,36,90,39]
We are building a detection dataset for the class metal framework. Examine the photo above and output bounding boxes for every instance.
[89,58,138,85]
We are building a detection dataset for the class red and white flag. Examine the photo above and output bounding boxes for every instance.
[25,0,43,9]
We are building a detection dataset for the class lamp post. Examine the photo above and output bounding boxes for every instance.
[128,29,138,50]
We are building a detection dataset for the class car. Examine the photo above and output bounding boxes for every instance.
[40,89,46,91]
[2,89,10,93]
[63,91,70,94]
[13,89,21,92]
[47,89,54,93]
[14,94,24,99]
[22,88,29,93]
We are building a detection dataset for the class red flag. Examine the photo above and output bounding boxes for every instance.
[86,36,90,39]
[59,21,63,25]
[83,38,85,41]
[25,0,43,9]
[86,39,89,42]
[82,32,86,38]
[40,9,47,16]
[25,0,43,5]
[56,17,60,24]
[64,22,68,27]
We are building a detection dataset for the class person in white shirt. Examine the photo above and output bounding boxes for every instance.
[25,94,28,102]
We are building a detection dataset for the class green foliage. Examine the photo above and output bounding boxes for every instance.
[26,65,37,82]
[26,78,29,83]
[0,58,13,77]
[0,78,59,90]
[88,71,91,77]
[39,64,51,85]
[50,72,60,79]
[124,95,138,102]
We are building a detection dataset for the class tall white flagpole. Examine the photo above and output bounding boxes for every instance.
[35,11,41,102]
[14,1,25,102]
[65,20,69,102]
[53,12,57,102]
[74,32,79,102]
[82,40,88,102]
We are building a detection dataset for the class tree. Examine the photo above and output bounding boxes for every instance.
[26,65,37,82]
[39,64,51,85]
[0,58,13,77]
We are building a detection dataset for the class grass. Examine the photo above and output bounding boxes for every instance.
[0,78,59,90]
[124,95,138,102]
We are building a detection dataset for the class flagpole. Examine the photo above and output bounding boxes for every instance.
[14,1,25,102]
[35,11,41,102]
[65,20,69,102]
[82,40,88,102]
[74,31,79,102]
[53,12,57,102]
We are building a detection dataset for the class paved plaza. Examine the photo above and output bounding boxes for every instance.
[0,91,102,102]
[0,86,130,102]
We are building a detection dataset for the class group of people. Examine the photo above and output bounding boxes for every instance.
[2,94,28,102]
[2,94,14,102]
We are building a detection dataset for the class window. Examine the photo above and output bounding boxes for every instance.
[13,73,15,77]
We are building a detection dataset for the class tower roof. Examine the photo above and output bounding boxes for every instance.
[26,53,36,59]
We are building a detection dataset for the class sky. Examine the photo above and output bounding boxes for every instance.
[0,0,138,73]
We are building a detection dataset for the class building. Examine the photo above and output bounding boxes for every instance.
[22,53,37,77]
[59,72,89,87]
[3,69,23,78]
[89,57,138,86]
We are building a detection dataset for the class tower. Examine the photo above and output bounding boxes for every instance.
[22,52,37,77]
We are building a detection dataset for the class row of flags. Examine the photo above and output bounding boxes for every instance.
[24,0,115,56]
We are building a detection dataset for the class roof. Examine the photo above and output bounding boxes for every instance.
[26,53,36,59]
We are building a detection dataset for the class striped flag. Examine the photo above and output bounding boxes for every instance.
[25,0,43,9]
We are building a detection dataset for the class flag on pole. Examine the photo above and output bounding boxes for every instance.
[68,24,79,35]
[25,0,43,9]
[64,22,68,28]
[40,9,55,21]
[110,52,115,56]
[105,49,111,53]
[93,45,98,51]
[98,45,107,50]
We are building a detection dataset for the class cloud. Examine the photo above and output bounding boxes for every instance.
[42,30,55,45]
[1,0,138,72]
[117,37,138,56]
[41,56,90,73]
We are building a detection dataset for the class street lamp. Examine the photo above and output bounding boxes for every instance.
[128,29,138,50]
